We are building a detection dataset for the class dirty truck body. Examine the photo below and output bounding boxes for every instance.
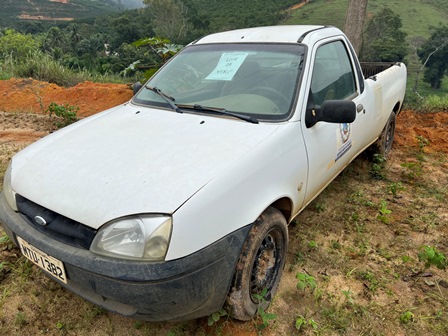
[0,25,406,321]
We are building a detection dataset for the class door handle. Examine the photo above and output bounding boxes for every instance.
[357,104,365,114]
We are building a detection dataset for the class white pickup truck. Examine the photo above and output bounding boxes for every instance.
[1,25,406,321]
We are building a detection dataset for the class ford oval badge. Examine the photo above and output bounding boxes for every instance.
[34,216,47,226]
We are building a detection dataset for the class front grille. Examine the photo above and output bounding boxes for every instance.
[16,195,97,249]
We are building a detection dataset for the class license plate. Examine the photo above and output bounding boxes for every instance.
[17,237,67,284]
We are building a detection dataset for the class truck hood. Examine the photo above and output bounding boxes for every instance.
[12,104,279,229]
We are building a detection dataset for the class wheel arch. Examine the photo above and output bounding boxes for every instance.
[270,197,293,223]
[393,101,402,115]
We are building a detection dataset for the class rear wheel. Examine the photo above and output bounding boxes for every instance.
[370,112,396,158]
[226,207,288,321]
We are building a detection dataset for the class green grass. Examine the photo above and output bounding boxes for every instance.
[366,0,447,39]
[422,94,448,111]
[1,51,128,87]
[406,70,448,109]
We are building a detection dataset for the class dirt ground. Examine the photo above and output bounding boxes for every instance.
[0,78,447,335]
[0,78,133,118]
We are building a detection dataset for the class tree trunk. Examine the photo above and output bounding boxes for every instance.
[344,0,368,55]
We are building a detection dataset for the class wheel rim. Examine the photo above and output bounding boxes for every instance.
[385,118,395,153]
[250,228,284,302]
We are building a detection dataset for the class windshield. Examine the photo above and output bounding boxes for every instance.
[133,43,305,121]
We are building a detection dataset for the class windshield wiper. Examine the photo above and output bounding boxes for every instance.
[145,86,182,113]
[178,104,259,124]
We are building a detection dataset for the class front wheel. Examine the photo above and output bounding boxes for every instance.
[226,207,288,321]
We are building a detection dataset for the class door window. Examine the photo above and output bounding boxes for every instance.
[310,40,356,106]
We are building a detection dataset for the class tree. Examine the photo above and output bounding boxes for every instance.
[106,16,148,51]
[15,21,45,35]
[43,27,67,51]
[143,0,192,43]
[0,29,40,61]
[344,0,368,55]
[67,24,83,50]
[417,26,448,89]
[98,42,155,75]
[360,7,407,62]
[73,34,105,70]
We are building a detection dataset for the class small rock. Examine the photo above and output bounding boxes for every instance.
[424,280,435,287]
[439,280,448,288]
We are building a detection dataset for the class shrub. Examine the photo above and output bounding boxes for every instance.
[46,102,79,130]
[13,51,85,87]
[0,29,40,62]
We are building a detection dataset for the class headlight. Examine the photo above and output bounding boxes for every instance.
[90,215,172,261]
[3,161,18,211]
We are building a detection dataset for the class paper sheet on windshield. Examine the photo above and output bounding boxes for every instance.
[206,52,249,81]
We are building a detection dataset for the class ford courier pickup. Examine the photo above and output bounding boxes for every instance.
[0,25,406,321]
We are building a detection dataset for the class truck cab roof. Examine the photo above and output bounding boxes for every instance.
[194,25,342,45]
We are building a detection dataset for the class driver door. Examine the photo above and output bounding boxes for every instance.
[301,38,372,205]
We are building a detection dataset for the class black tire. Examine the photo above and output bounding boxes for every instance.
[370,112,396,158]
[226,207,288,321]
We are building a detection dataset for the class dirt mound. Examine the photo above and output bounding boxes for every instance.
[396,110,448,153]
[0,78,133,118]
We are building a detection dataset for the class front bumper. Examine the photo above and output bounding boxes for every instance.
[0,193,250,321]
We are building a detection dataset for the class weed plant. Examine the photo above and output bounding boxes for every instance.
[388,181,405,198]
[46,102,79,130]
[252,287,277,331]
[0,54,15,79]
[207,308,227,326]
[295,314,319,332]
[400,311,415,324]
[418,245,447,270]
[296,272,317,291]
[377,200,392,223]
[370,154,387,180]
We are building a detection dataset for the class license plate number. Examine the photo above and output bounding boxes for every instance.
[17,237,67,283]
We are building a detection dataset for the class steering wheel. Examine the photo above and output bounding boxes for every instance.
[246,86,291,112]
[164,64,203,93]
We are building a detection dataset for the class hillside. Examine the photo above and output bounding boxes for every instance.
[0,0,122,26]
[117,0,145,8]
[284,0,448,41]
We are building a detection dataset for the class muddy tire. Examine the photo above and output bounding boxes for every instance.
[370,112,396,159]
[226,207,288,321]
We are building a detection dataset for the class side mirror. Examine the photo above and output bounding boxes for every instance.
[305,100,356,128]
[133,82,143,95]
